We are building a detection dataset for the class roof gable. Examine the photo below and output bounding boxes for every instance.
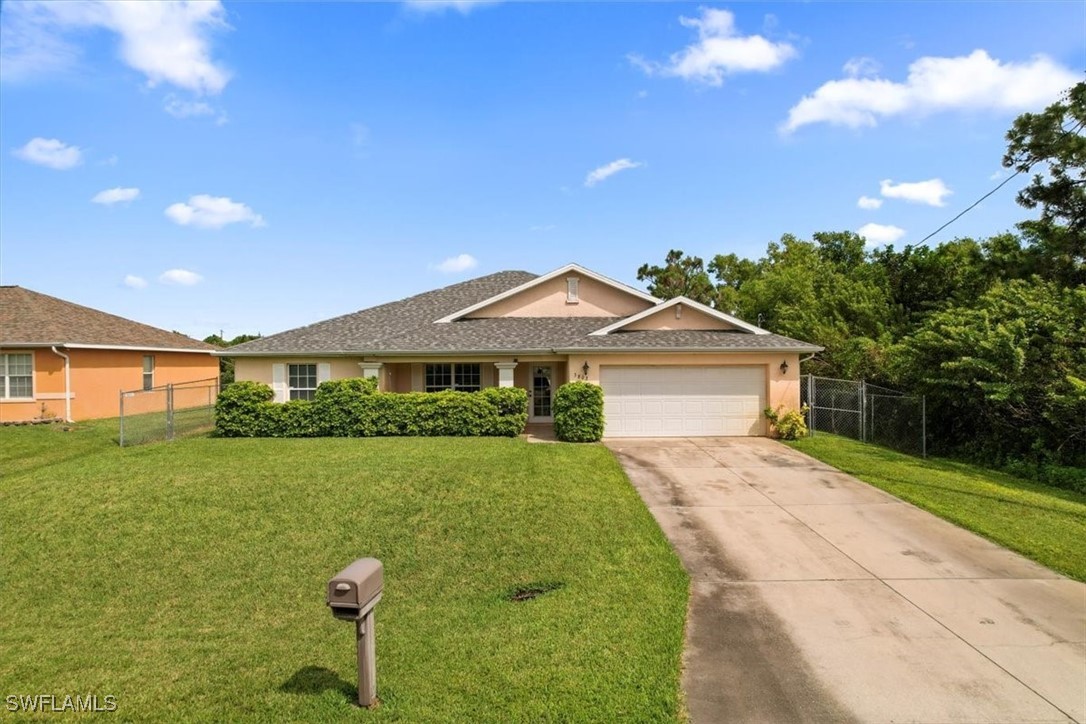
[0,286,215,351]
[436,264,657,323]
[590,296,768,336]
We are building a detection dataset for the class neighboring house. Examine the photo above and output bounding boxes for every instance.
[0,286,219,422]
[229,264,821,438]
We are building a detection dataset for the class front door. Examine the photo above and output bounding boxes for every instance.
[530,365,553,422]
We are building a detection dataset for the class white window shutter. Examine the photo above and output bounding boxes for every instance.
[271,363,287,403]
[480,363,494,388]
[411,363,423,392]
[317,363,332,387]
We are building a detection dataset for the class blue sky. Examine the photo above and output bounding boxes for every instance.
[1,1,1082,339]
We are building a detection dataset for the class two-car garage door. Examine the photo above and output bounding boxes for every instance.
[600,366,766,437]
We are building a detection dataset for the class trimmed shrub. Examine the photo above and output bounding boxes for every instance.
[214,378,528,438]
[553,381,604,442]
[764,405,809,440]
[215,381,274,437]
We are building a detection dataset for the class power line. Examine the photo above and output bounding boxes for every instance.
[916,170,1024,246]
[915,116,1085,246]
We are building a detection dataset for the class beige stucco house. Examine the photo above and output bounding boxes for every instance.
[227,264,821,437]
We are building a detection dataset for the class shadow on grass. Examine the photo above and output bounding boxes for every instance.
[280,666,356,702]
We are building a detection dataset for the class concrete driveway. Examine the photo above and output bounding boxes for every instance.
[606,437,1086,724]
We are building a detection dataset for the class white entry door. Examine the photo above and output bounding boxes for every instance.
[600,366,766,437]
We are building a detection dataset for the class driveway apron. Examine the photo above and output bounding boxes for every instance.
[606,437,1086,724]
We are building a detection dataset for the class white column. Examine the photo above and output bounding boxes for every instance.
[359,362,383,379]
[494,362,517,388]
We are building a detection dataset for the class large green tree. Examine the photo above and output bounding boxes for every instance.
[1003,81,1085,285]
[890,279,1086,463]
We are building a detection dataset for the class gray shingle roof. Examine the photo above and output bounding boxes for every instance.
[228,270,822,355]
[0,286,215,351]
[229,271,539,354]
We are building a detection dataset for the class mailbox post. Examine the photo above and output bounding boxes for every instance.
[327,558,383,708]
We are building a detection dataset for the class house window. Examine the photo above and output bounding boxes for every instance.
[425,363,481,392]
[1,353,33,399]
[142,355,155,391]
[288,363,318,400]
[566,277,579,303]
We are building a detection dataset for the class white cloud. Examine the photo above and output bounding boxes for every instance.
[629,7,796,86]
[164,94,212,117]
[92,187,140,205]
[435,254,478,273]
[843,56,880,78]
[12,137,82,169]
[783,50,1078,133]
[1,0,231,94]
[880,178,952,207]
[159,268,203,286]
[858,223,906,245]
[123,274,148,289]
[403,1,500,15]
[165,195,265,229]
[585,158,643,187]
[989,169,1006,181]
[857,195,883,210]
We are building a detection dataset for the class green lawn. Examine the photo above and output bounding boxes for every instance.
[787,434,1086,582]
[0,422,688,721]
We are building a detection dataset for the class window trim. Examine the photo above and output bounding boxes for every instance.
[424,362,481,393]
[287,362,319,401]
[142,354,155,391]
[1,351,35,400]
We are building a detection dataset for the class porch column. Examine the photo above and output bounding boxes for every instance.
[359,362,383,381]
[494,362,517,388]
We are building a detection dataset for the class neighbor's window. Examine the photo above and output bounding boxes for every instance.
[288,363,318,400]
[566,277,579,303]
[142,355,155,391]
[1,353,33,399]
[425,363,481,392]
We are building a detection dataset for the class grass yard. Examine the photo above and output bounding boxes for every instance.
[0,422,688,721]
[787,435,1086,582]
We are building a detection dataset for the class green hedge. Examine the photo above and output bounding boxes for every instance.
[553,381,604,442]
[215,378,528,438]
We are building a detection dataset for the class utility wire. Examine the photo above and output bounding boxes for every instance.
[915,116,1085,246]
[916,170,1024,245]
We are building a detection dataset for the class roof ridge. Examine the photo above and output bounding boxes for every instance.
[0,286,215,350]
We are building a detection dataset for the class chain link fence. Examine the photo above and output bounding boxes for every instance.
[119,377,220,447]
[801,375,926,457]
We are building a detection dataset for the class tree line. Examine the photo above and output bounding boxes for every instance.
[637,83,1085,470]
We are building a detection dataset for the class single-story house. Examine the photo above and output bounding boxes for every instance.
[227,264,821,437]
[0,286,219,422]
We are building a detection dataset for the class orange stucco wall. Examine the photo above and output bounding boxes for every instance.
[466,275,654,319]
[0,347,218,422]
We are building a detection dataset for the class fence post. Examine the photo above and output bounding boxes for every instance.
[860,380,866,443]
[921,395,927,459]
[807,375,815,437]
[166,384,175,441]
[119,391,125,447]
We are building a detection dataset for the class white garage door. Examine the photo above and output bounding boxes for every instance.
[601,366,766,437]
